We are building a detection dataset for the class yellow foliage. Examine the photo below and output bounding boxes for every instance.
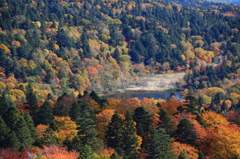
[202,111,229,127]
[96,109,116,140]
[0,44,11,53]
[54,116,79,145]
[208,124,240,159]
[36,124,49,138]
[198,87,225,98]
[11,40,21,47]
[0,72,5,77]
[9,89,26,104]
[172,142,199,159]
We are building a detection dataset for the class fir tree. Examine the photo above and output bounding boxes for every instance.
[0,116,10,148]
[133,107,152,137]
[105,110,124,154]
[221,100,228,113]
[54,104,69,117]
[35,101,53,125]
[26,83,38,114]
[145,126,174,159]
[15,115,32,150]
[175,119,197,146]
[77,111,102,151]
[158,108,174,136]
[110,152,121,159]
[23,113,38,142]
[78,145,95,159]
[178,151,187,159]
[122,111,139,158]
[70,101,81,121]
[6,131,21,150]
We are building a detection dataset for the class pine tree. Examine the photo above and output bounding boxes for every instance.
[78,145,95,159]
[145,126,174,159]
[23,113,38,142]
[26,83,38,114]
[15,115,32,149]
[221,100,228,113]
[0,116,10,148]
[77,111,102,151]
[35,101,53,125]
[113,48,121,62]
[175,119,197,146]
[178,151,187,159]
[122,111,139,158]
[158,108,174,136]
[105,110,124,154]
[70,101,81,121]
[133,107,152,137]
[6,131,21,150]
[110,152,121,159]
[55,104,69,117]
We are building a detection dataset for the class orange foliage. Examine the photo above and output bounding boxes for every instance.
[86,67,99,78]
[160,100,183,116]
[95,109,116,140]
[172,142,199,159]
[0,147,38,159]
[202,111,229,127]
[16,103,31,114]
[117,98,141,114]
[40,145,79,159]
[99,148,115,156]
[36,124,49,138]
[206,124,240,158]
[140,98,160,118]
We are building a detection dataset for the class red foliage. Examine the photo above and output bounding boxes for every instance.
[86,67,99,77]
[40,145,79,159]
[0,147,38,159]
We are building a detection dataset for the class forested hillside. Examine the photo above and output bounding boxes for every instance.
[1,0,240,158]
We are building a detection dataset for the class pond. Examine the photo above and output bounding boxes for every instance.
[104,91,184,101]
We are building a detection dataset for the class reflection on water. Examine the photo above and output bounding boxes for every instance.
[104,91,183,101]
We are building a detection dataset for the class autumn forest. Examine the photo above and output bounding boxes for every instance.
[0,0,240,158]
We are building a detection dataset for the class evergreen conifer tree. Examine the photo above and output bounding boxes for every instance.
[175,119,197,146]
[0,116,10,148]
[145,126,174,159]
[78,145,95,159]
[77,111,102,151]
[35,101,53,125]
[178,151,187,159]
[105,110,124,154]
[110,152,121,159]
[23,113,38,142]
[158,108,174,136]
[122,111,139,158]
[70,101,81,121]
[26,83,38,114]
[133,107,152,137]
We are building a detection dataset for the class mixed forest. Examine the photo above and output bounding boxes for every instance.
[1,0,240,158]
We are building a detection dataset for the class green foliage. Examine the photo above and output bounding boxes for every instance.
[175,119,197,146]
[145,126,174,159]
[158,108,174,136]
[178,151,187,159]
[34,101,53,125]
[122,111,139,158]
[133,107,152,137]
[105,110,123,154]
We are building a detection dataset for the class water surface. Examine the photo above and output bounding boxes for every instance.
[105,91,183,101]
